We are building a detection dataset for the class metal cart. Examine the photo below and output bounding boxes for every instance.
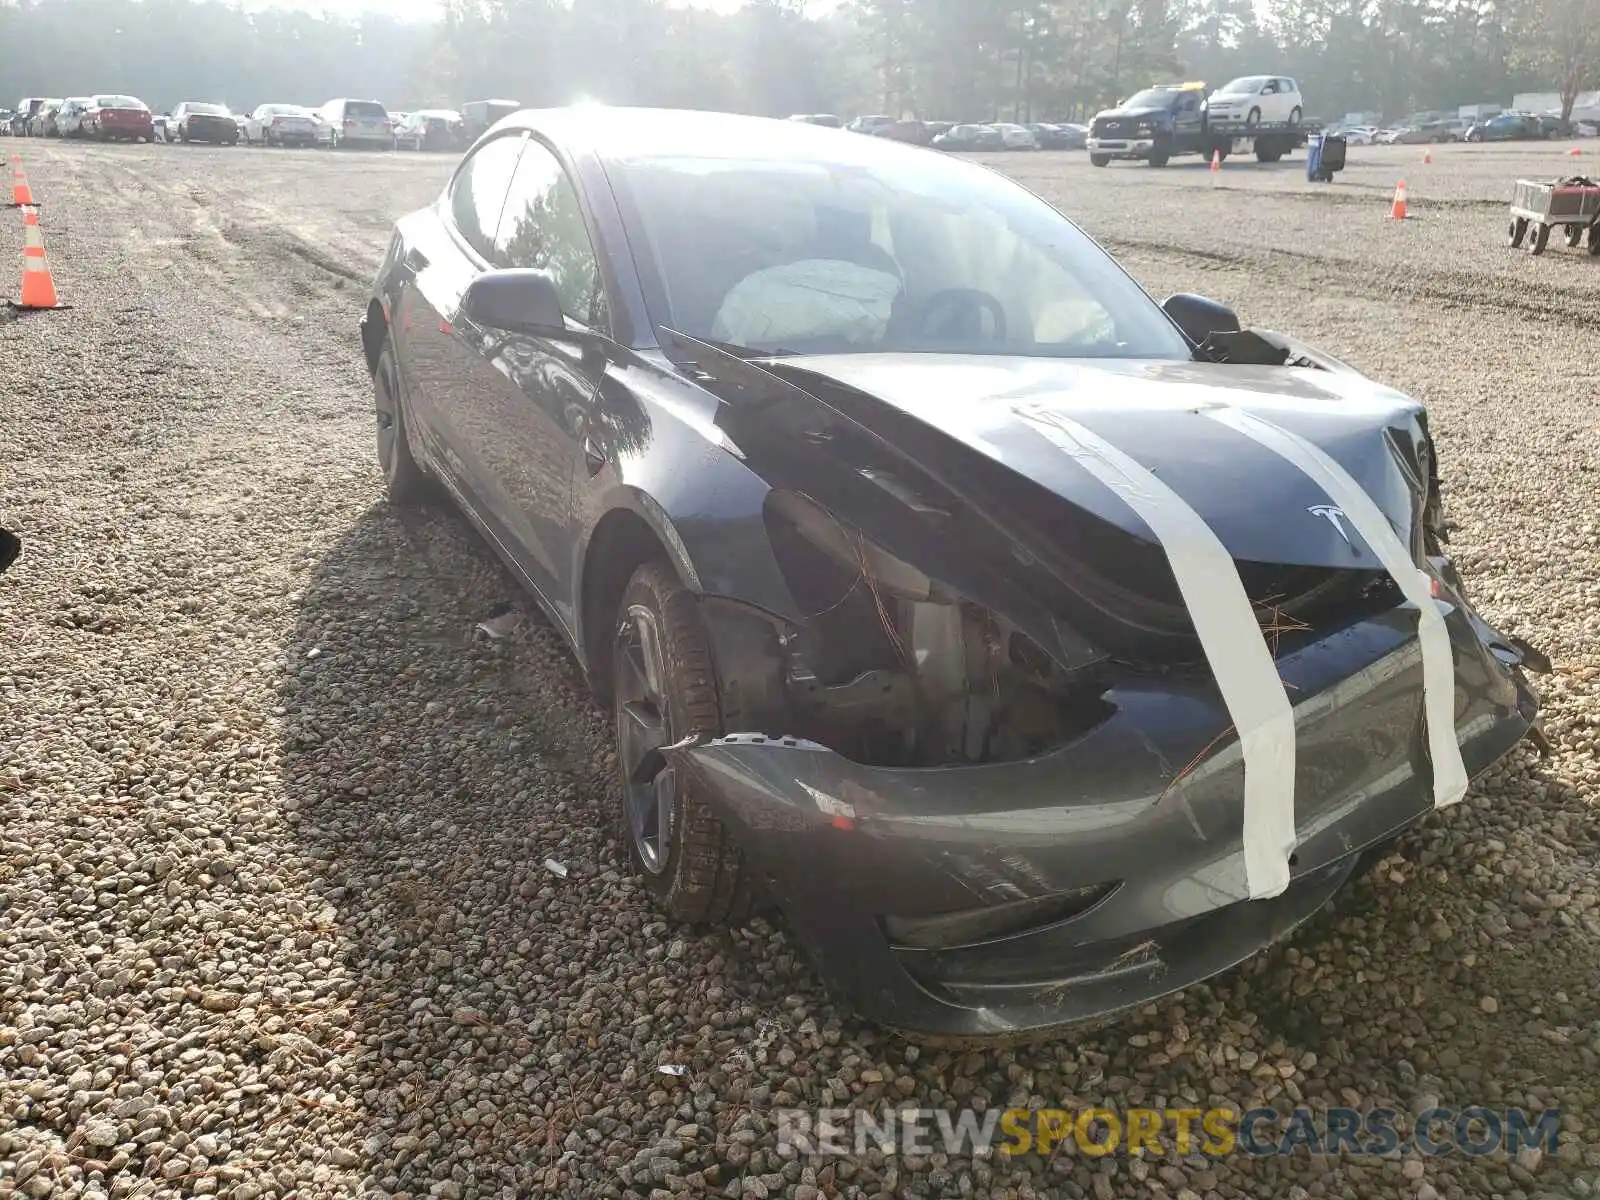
[1507,176,1600,256]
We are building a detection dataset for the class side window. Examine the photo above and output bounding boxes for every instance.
[494,141,608,330]
[1260,80,1277,94]
[448,134,525,262]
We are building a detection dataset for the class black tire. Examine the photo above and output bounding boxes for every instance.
[373,342,430,505]
[1256,143,1284,163]
[1566,224,1583,248]
[1245,106,1261,128]
[1147,146,1170,168]
[1527,223,1550,256]
[1288,106,1301,126]
[1508,217,1527,248]
[612,560,754,924]
[1588,225,1600,256]
[1089,153,1110,167]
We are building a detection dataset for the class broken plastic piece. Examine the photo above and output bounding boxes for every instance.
[1198,329,1292,367]
[657,1064,689,1077]
[541,858,568,878]
[475,604,520,640]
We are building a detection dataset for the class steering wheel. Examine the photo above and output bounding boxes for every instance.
[908,287,1007,343]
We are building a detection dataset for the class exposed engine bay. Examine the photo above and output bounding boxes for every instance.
[761,489,1116,767]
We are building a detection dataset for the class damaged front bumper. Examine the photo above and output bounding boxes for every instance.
[668,577,1541,1039]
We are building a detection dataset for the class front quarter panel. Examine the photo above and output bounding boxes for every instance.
[571,355,805,657]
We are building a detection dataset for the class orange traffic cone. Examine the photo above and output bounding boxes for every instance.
[1422,148,1433,165]
[15,207,63,310]
[1570,146,1583,157]
[1210,148,1221,183]
[9,156,33,208]
[1389,179,1408,220]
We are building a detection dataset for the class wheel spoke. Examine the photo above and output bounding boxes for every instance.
[614,603,677,875]
[617,700,667,784]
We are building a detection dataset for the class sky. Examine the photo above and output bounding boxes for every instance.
[239,0,792,19]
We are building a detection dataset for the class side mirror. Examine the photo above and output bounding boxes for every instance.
[461,268,567,335]
[1162,292,1241,345]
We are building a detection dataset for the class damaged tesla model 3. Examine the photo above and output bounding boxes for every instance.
[360,106,1546,1039]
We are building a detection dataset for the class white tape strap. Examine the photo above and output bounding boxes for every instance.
[1015,404,1297,899]
[1203,407,1468,808]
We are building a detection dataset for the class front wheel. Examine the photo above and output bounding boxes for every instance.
[1526,223,1550,255]
[1245,107,1261,128]
[1508,217,1528,248]
[1089,153,1110,167]
[373,342,431,505]
[612,561,754,924]
[1288,106,1302,126]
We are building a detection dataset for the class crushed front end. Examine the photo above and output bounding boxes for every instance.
[670,577,1538,1037]
[659,348,1545,1039]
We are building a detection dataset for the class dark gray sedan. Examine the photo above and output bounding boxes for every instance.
[359,106,1543,1039]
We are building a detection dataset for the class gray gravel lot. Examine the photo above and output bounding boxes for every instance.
[1,138,1598,1200]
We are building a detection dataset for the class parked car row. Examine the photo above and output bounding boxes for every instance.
[4,93,486,151]
[5,95,156,140]
[791,113,1089,152]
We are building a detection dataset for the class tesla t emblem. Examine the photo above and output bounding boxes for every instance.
[1308,504,1355,547]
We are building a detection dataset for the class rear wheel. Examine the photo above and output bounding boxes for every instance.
[612,561,754,924]
[1588,225,1600,256]
[1508,217,1528,248]
[1526,222,1550,255]
[373,342,430,505]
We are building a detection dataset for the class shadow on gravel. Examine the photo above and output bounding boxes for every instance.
[277,498,1598,1197]
[275,499,839,1197]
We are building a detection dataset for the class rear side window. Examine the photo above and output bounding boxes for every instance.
[449,134,525,261]
[346,101,387,119]
[492,140,608,330]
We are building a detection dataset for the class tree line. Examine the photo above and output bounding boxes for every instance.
[2,0,1596,126]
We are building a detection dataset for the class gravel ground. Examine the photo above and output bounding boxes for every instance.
[2,138,1598,1200]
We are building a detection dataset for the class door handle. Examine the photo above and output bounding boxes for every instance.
[583,436,607,477]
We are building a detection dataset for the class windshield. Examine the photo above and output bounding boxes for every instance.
[608,151,1191,361]
[186,103,229,116]
[95,96,145,109]
[265,104,311,117]
[1220,77,1268,94]
[1121,89,1177,110]
[345,100,387,119]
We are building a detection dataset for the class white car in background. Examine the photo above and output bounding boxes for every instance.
[1205,76,1304,129]
[243,103,321,147]
[56,97,93,137]
[991,122,1039,150]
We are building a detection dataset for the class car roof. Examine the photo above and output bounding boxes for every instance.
[499,106,961,167]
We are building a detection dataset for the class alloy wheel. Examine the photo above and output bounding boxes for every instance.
[614,604,675,874]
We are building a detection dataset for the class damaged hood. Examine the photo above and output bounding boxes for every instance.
[764,353,1429,573]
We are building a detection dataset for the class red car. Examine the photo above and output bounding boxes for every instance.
[84,94,154,143]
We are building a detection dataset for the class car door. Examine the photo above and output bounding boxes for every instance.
[457,137,613,632]
[1174,90,1203,141]
[1254,79,1279,123]
[391,132,546,573]
[1275,79,1296,122]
